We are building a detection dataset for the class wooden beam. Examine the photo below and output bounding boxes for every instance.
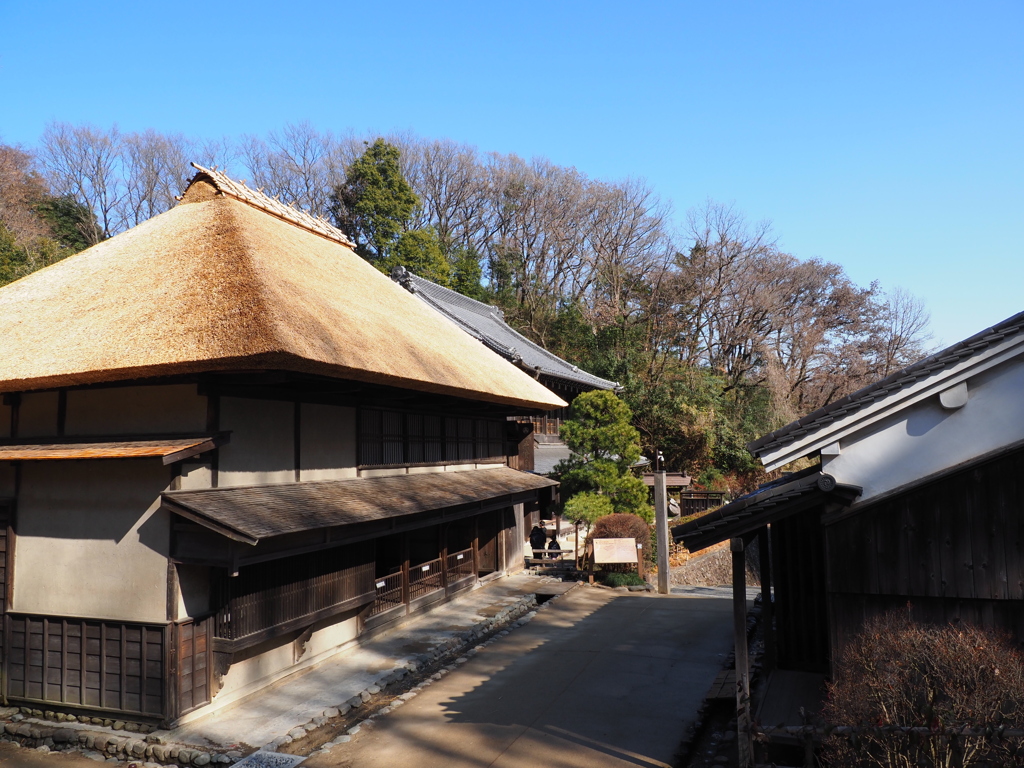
[759,527,776,671]
[732,537,753,768]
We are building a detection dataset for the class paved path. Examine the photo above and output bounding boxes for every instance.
[307,587,732,768]
[171,573,554,750]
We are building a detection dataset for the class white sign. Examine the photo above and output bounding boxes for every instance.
[593,538,639,564]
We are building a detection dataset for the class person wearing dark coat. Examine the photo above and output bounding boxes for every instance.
[529,525,547,561]
[547,537,562,560]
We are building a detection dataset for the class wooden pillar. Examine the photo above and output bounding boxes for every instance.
[401,533,410,613]
[472,516,480,577]
[732,537,753,768]
[439,525,449,593]
[759,527,776,671]
[654,470,670,594]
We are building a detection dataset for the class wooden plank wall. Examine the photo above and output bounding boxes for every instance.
[826,444,1024,658]
[772,506,830,673]
[5,616,165,718]
[0,503,9,671]
[174,617,211,717]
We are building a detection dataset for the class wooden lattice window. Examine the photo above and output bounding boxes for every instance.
[214,542,374,646]
[359,409,504,467]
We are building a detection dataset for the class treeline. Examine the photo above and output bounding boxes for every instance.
[0,122,931,490]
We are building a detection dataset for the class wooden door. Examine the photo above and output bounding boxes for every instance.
[477,511,498,575]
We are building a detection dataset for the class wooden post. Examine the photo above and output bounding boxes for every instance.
[759,527,776,671]
[401,533,410,613]
[732,537,753,768]
[439,525,449,593]
[654,470,670,594]
[574,522,580,570]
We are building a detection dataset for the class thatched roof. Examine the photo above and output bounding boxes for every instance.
[0,166,566,411]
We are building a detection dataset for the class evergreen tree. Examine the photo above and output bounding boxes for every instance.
[330,139,419,265]
[554,390,652,524]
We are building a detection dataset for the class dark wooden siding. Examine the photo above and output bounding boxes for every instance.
[214,541,375,645]
[772,505,830,673]
[0,503,9,672]
[825,444,1024,658]
[5,616,165,718]
[174,617,211,716]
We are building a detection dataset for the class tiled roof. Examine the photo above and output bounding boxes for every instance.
[748,310,1024,456]
[392,267,619,392]
[672,467,860,552]
[164,467,558,544]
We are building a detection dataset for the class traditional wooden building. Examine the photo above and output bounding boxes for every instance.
[675,311,1024,744]
[0,165,565,725]
[390,266,619,443]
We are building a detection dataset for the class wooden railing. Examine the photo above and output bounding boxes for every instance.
[446,547,475,581]
[409,557,444,600]
[214,544,374,643]
[528,547,577,567]
[369,571,404,617]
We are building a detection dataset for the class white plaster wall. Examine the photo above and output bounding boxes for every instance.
[66,385,206,435]
[13,460,170,622]
[213,613,360,704]
[360,468,408,478]
[823,357,1024,503]
[405,465,450,475]
[178,462,213,491]
[0,401,10,438]
[176,564,212,620]
[218,398,294,487]
[18,392,59,437]
[299,404,356,481]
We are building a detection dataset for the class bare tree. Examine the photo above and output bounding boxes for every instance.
[240,122,353,218]
[0,143,50,242]
[39,122,125,244]
[121,130,194,227]
[871,287,933,376]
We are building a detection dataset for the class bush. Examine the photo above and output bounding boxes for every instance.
[822,609,1024,767]
[589,513,652,572]
[602,572,646,587]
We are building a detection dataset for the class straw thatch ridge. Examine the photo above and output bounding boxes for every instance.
[0,171,567,411]
[186,163,356,249]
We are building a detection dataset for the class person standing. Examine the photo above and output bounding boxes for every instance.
[529,525,547,562]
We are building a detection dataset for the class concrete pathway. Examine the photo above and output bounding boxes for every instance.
[169,573,556,751]
[306,587,733,768]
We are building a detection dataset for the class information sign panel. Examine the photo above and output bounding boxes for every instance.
[593,537,639,564]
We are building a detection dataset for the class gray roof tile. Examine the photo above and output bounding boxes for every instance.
[392,268,619,392]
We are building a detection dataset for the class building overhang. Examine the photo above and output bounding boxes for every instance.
[0,433,227,465]
[163,466,558,548]
[672,468,861,553]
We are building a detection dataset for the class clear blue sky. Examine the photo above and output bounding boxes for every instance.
[2,0,1021,348]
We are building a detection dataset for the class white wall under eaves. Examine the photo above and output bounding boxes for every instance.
[820,353,1024,504]
[758,333,1024,473]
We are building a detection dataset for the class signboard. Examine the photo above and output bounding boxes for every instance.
[593,537,639,564]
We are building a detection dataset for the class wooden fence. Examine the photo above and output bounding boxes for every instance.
[5,615,165,718]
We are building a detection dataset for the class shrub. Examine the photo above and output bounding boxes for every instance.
[602,572,646,587]
[822,608,1024,767]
